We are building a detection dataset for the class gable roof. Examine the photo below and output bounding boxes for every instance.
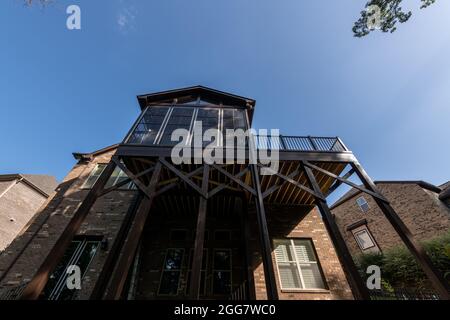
[330,180,442,210]
[72,144,119,161]
[0,174,58,197]
[136,85,256,123]
[439,181,450,201]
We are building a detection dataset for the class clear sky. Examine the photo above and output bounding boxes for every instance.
[1,1,449,196]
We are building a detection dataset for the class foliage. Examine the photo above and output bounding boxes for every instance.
[353,0,437,37]
[356,230,450,291]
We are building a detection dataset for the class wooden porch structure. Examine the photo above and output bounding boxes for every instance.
[18,86,450,300]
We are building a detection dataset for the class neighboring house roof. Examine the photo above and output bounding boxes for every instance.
[439,181,450,201]
[330,180,442,210]
[72,143,119,161]
[0,174,58,197]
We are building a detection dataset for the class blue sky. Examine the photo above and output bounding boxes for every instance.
[1,1,449,197]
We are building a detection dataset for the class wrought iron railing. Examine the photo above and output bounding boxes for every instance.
[253,135,348,152]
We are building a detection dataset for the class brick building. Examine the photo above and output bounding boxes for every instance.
[0,86,448,300]
[0,174,57,251]
[331,181,450,256]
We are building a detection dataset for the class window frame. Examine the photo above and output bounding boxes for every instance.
[157,248,185,296]
[212,248,232,295]
[352,228,377,251]
[81,163,136,190]
[356,196,370,213]
[185,248,208,296]
[273,238,327,291]
[43,236,101,300]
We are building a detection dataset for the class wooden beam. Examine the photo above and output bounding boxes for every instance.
[250,164,278,300]
[189,165,209,299]
[207,167,250,199]
[262,167,301,199]
[325,168,355,197]
[351,162,450,299]
[303,161,387,202]
[154,166,204,197]
[212,164,256,196]
[104,161,162,299]
[301,161,370,300]
[111,156,154,199]
[160,158,206,198]
[259,165,325,201]
[20,161,117,300]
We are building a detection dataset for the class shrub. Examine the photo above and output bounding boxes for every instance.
[355,230,450,291]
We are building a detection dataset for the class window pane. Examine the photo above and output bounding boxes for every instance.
[129,107,169,145]
[278,263,302,289]
[356,196,369,212]
[164,249,184,270]
[274,239,294,262]
[293,239,316,262]
[159,271,181,295]
[194,109,219,146]
[83,164,106,189]
[299,264,325,289]
[354,230,375,250]
[159,108,194,146]
[213,250,231,270]
[213,271,231,294]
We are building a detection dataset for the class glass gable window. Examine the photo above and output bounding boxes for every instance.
[128,106,169,145]
[158,249,184,295]
[273,239,326,290]
[126,105,247,147]
[41,237,100,300]
[158,108,195,146]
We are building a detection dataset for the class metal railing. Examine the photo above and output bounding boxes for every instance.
[0,282,28,300]
[253,135,347,152]
[229,281,248,300]
[369,289,440,300]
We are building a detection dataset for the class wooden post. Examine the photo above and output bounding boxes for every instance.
[351,162,450,299]
[250,164,279,300]
[301,161,370,300]
[189,165,209,299]
[20,161,117,300]
[104,160,162,299]
[240,196,256,300]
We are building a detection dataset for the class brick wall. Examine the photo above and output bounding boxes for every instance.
[0,150,137,298]
[332,183,450,256]
[0,179,49,251]
[249,205,353,300]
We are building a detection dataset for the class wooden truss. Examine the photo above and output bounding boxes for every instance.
[19,155,450,301]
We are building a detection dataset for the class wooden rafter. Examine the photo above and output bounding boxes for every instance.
[207,166,250,198]
[303,161,388,202]
[160,158,206,198]
[262,167,300,199]
[325,167,355,197]
[154,166,204,197]
[258,164,325,201]
[212,164,256,196]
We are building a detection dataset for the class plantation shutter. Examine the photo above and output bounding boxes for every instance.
[274,240,302,289]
